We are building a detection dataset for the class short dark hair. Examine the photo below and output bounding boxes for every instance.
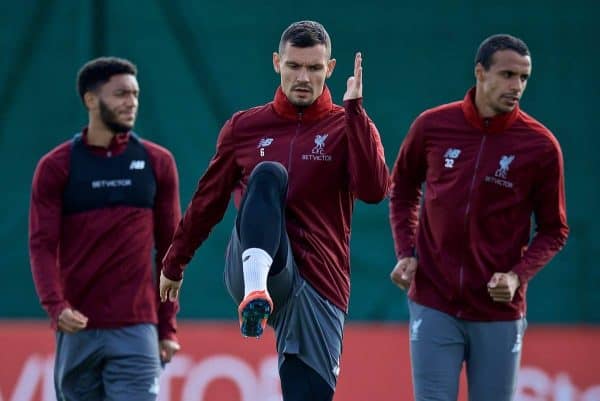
[76,57,137,102]
[475,34,530,70]
[278,20,331,56]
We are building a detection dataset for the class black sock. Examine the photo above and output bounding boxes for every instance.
[237,161,289,275]
[279,354,334,401]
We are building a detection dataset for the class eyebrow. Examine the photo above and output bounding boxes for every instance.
[500,69,530,77]
[114,88,139,93]
[284,61,325,67]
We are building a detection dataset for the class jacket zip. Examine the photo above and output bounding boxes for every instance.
[457,133,487,317]
[287,112,303,172]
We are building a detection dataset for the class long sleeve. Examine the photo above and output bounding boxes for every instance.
[162,119,241,280]
[150,147,182,341]
[389,116,427,259]
[511,136,569,282]
[344,98,389,203]
[29,151,70,326]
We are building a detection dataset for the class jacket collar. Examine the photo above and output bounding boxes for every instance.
[461,87,520,134]
[272,86,334,122]
[82,127,130,154]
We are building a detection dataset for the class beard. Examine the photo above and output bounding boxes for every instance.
[287,84,316,108]
[289,96,313,108]
[99,100,134,134]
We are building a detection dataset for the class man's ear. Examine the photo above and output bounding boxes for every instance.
[273,52,281,74]
[474,63,484,82]
[84,91,97,110]
[326,58,336,79]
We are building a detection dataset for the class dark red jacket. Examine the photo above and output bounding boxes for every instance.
[390,88,569,320]
[29,130,181,340]
[163,87,389,312]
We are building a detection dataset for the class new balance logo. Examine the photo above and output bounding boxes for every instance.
[129,160,146,170]
[257,138,274,148]
[443,148,461,168]
[258,138,274,158]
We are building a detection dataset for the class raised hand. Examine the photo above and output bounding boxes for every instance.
[343,52,363,101]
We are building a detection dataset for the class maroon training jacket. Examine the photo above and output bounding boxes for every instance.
[162,87,389,312]
[29,130,181,341]
[390,88,569,320]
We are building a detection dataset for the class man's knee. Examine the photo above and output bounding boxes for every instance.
[249,161,288,188]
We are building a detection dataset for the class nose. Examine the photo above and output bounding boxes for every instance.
[297,67,309,82]
[125,94,138,108]
[510,77,524,93]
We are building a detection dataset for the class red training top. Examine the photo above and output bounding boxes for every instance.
[29,130,180,340]
[163,87,389,312]
[390,88,569,320]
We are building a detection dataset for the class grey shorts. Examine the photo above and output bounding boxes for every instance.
[224,225,345,390]
[54,323,161,401]
[408,299,527,401]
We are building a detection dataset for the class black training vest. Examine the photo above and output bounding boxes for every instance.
[62,133,156,215]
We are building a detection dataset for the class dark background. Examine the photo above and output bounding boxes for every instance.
[1,0,597,322]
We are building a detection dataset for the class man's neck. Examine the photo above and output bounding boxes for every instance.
[87,120,115,148]
[474,94,497,118]
[473,86,499,118]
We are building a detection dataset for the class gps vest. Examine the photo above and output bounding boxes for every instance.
[62,134,156,215]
